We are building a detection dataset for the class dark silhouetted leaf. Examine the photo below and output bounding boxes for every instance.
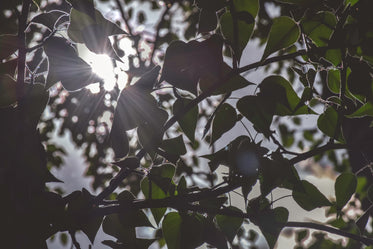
[43,36,102,91]
[160,35,223,94]
[198,9,217,33]
[251,207,289,249]
[0,75,17,107]
[0,35,18,60]
[317,106,342,141]
[262,16,300,60]
[211,103,236,144]
[199,62,254,95]
[293,180,332,211]
[216,206,243,242]
[31,10,69,30]
[160,135,187,156]
[173,98,198,142]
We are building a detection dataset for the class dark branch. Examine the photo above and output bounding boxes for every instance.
[289,143,347,164]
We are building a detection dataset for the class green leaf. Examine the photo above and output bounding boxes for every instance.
[216,206,243,242]
[0,75,16,108]
[211,103,236,144]
[160,135,187,156]
[162,212,204,249]
[173,98,198,142]
[199,62,254,95]
[335,173,357,209]
[141,164,175,225]
[301,11,337,47]
[31,10,68,30]
[293,180,332,211]
[252,207,289,249]
[317,106,342,141]
[162,212,182,249]
[325,49,342,66]
[67,0,96,20]
[43,36,102,91]
[327,69,340,94]
[198,9,217,33]
[346,103,373,118]
[220,11,254,61]
[0,35,19,60]
[262,16,300,60]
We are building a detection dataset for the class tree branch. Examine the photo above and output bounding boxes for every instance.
[286,221,373,246]
[289,143,347,164]
[115,0,134,36]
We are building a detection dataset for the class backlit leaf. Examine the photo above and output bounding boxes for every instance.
[173,98,198,142]
[43,36,102,91]
[262,16,300,60]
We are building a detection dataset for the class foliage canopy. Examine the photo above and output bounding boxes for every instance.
[1,0,373,248]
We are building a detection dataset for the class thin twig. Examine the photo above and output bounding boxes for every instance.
[115,0,133,36]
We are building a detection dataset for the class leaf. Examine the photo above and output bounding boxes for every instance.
[252,207,289,249]
[117,191,154,228]
[112,66,164,131]
[237,96,273,137]
[220,11,254,61]
[195,0,227,11]
[0,59,18,77]
[262,16,300,60]
[216,206,243,242]
[112,156,139,169]
[102,214,136,244]
[325,49,342,66]
[327,69,340,94]
[67,0,96,20]
[160,135,187,156]
[198,9,217,33]
[346,103,373,118]
[67,189,103,243]
[43,36,102,91]
[293,180,332,211]
[259,76,314,116]
[160,35,224,94]
[317,106,342,141]
[173,98,198,142]
[162,212,204,249]
[0,35,19,60]
[31,10,69,30]
[211,103,236,144]
[301,11,337,47]
[141,164,175,225]
[199,62,254,95]
[68,8,127,60]
[0,75,17,108]
[162,212,182,249]
[335,172,357,209]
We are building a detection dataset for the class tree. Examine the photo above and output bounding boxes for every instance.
[1,0,373,248]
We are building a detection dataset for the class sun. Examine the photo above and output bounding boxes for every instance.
[87,54,116,92]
